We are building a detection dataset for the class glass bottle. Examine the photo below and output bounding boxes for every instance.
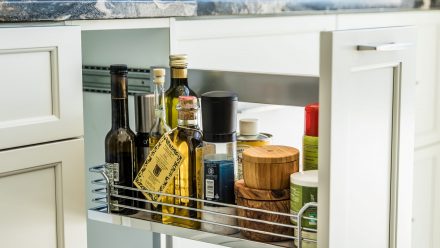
[104,64,137,214]
[134,93,155,209]
[236,119,272,180]
[200,91,239,235]
[165,54,198,129]
[162,96,203,229]
[149,68,171,221]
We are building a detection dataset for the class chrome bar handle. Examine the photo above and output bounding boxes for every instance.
[357,42,412,51]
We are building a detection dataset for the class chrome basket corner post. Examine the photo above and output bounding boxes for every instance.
[297,202,318,248]
[89,164,111,213]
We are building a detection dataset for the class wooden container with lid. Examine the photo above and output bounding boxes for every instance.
[234,180,291,242]
[243,145,299,190]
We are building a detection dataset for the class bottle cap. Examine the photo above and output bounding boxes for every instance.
[110,64,128,74]
[239,119,258,136]
[153,68,166,85]
[135,94,155,133]
[170,54,188,68]
[305,103,319,137]
[201,91,238,143]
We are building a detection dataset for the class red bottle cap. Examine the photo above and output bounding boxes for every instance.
[305,103,319,137]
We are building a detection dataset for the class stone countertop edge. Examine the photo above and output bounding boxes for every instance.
[0,1,198,22]
[0,0,436,22]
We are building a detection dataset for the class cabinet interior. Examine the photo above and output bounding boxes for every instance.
[82,27,320,247]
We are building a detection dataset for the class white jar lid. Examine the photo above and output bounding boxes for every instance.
[239,118,258,136]
[291,170,318,188]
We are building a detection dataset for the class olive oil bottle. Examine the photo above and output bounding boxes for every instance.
[165,54,197,129]
[149,68,171,221]
[162,96,203,229]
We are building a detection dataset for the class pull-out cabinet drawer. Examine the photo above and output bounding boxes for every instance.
[87,26,416,248]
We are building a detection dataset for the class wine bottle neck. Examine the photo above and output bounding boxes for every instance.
[170,68,188,87]
[154,82,167,122]
[111,73,129,128]
[177,110,199,128]
[111,99,129,128]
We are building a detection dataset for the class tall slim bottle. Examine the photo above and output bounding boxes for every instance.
[165,54,198,128]
[105,64,137,214]
[162,96,203,229]
[149,68,171,221]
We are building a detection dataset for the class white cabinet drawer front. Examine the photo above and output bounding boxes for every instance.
[0,26,83,150]
[171,16,336,75]
[0,139,86,248]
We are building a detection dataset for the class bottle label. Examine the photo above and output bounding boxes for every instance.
[134,134,184,207]
[203,156,235,204]
[290,183,318,228]
[303,135,319,171]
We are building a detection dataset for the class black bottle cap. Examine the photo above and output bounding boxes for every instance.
[201,91,238,143]
[110,64,128,74]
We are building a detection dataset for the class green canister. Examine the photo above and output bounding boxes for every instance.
[290,170,318,229]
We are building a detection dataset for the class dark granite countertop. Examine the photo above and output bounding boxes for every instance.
[0,0,430,22]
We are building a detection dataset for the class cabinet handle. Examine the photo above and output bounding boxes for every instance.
[357,42,412,51]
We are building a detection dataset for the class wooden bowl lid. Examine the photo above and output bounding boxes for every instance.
[234,180,290,201]
[242,145,299,163]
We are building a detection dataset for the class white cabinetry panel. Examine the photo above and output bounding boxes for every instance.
[171,15,336,75]
[0,139,86,248]
[0,167,57,248]
[0,50,53,122]
[319,27,415,248]
[0,26,83,150]
[413,144,440,248]
[336,11,440,148]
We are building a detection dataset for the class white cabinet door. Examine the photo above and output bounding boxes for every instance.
[335,11,440,148]
[170,15,336,75]
[412,144,440,248]
[319,27,415,248]
[0,26,83,150]
[0,138,86,248]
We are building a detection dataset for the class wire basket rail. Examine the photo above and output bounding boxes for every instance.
[89,164,318,248]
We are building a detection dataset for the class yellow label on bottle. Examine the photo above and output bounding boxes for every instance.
[134,134,184,207]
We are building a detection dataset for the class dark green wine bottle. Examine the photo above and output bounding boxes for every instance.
[105,64,137,214]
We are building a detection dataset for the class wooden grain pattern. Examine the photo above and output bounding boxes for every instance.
[235,179,289,200]
[243,161,298,190]
[242,145,299,163]
[236,196,291,242]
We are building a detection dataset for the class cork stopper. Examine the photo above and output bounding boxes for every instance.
[153,68,165,85]
[170,54,188,68]
[178,96,198,110]
[240,119,258,136]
